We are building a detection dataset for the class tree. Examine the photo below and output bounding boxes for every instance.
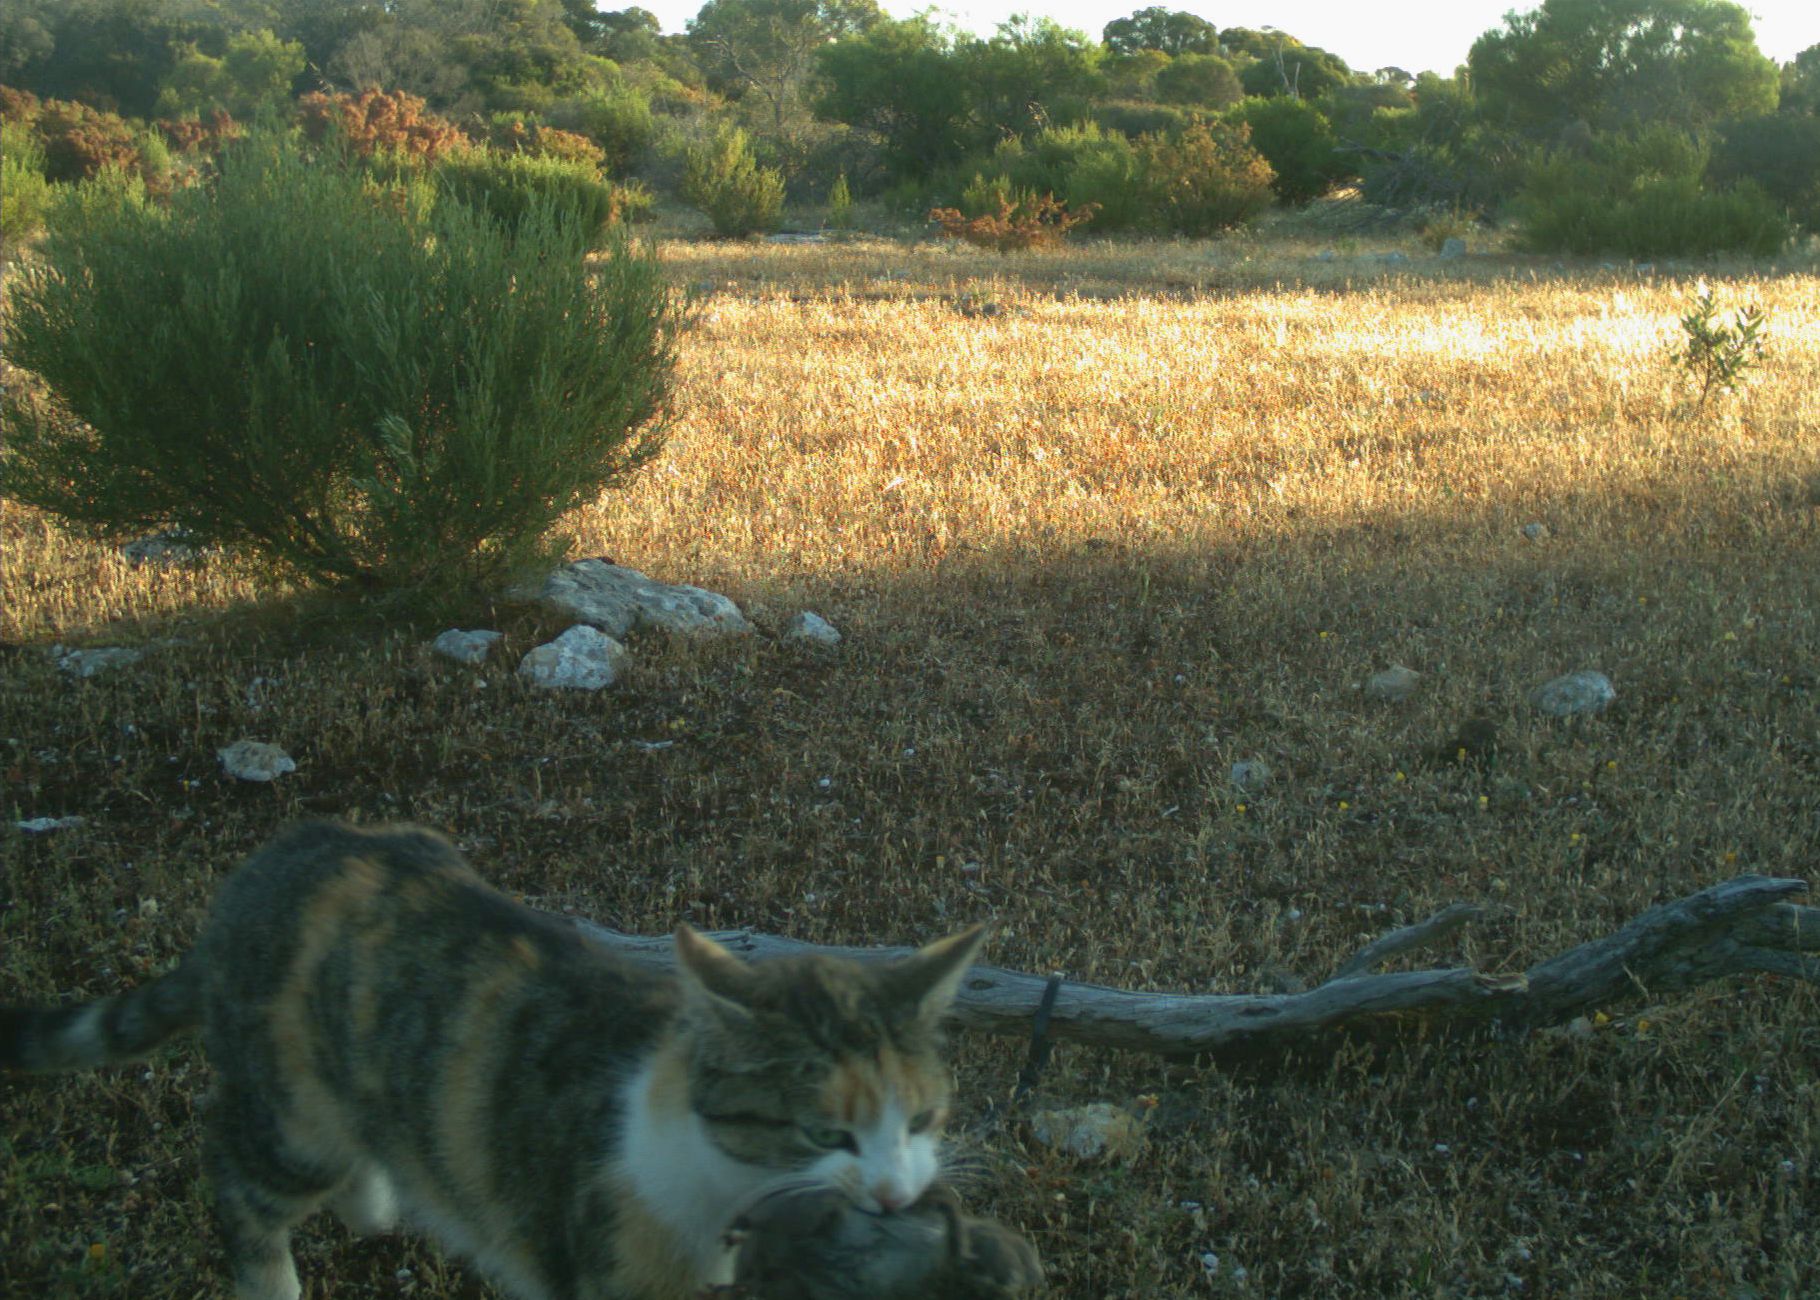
[1781,44,1820,115]
[958,16,1102,141]
[596,7,664,63]
[1468,0,1779,136]
[815,17,970,180]
[1101,8,1217,57]
[1227,29,1352,100]
[688,0,880,138]
[156,29,306,117]
[1152,51,1241,107]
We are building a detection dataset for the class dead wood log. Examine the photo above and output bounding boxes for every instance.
[575,876,1815,1061]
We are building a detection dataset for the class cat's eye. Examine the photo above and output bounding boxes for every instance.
[800,1124,858,1153]
[908,1108,942,1135]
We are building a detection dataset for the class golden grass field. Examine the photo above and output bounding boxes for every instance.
[3,230,1818,1297]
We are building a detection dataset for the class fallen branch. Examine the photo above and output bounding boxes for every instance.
[576,876,1814,1061]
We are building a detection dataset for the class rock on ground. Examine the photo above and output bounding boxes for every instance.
[1530,670,1616,717]
[432,629,504,665]
[1438,237,1467,259]
[121,530,206,568]
[1229,759,1272,792]
[1028,1103,1147,1160]
[785,611,842,646]
[16,816,85,834]
[219,740,296,782]
[532,559,752,639]
[55,645,145,677]
[517,625,629,691]
[1365,664,1422,703]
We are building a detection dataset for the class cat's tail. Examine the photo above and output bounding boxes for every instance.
[1,958,204,1072]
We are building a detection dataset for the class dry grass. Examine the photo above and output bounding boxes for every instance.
[3,233,1818,1298]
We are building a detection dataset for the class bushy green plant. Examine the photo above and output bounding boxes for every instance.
[1676,287,1767,405]
[828,172,854,229]
[1709,113,1820,232]
[436,148,620,250]
[560,87,656,172]
[1233,96,1349,204]
[1131,122,1276,235]
[1,121,53,243]
[682,125,784,237]
[1517,128,1790,257]
[2,134,676,593]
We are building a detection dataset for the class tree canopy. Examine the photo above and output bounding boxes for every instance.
[1469,0,1779,135]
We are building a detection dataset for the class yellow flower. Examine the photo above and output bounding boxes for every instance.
[1394,770,1407,782]
[1570,832,1583,843]
[88,1244,107,1263]
[1338,800,1351,811]
[1236,803,1248,814]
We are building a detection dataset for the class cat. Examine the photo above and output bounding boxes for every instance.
[0,820,989,1300]
[716,1183,1044,1299]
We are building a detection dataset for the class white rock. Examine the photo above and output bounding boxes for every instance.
[1438,237,1467,259]
[1530,670,1616,717]
[1380,251,1410,265]
[16,815,85,834]
[219,740,296,782]
[517,625,628,691]
[432,629,504,665]
[56,645,144,677]
[1365,664,1422,703]
[1521,522,1551,542]
[533,560,752,639]
[122,530,205,567]
[1028,1103,1146,1160]
[1229,759,1271,792]
[785,611,842,646]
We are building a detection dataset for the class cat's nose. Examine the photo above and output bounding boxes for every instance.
[871,1183,912,1212]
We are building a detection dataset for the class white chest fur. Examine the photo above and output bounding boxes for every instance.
[615,1056,770,1272]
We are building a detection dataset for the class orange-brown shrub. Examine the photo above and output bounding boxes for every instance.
[0,85,41,125]
[296,89,469,162]
[35,99,144,183]
[158,108,242,157]
[490,119,606,169]
[928,193,1101,252]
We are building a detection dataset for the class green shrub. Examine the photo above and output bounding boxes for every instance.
[1233,97,1349,204]
[1,121,53,243]
[1517,129,1790,257]
[1091,99,1196,140]
[1676,286,1767,405]
[559,87,656,172]
[436,148,620,250]
[1,133,675,593]
[1131,123,1276,235]
[1709,113,1820,232]
[682,125,784,237]
[828,172,854,229]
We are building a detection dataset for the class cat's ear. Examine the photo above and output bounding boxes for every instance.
[674,924,757,1020]
[892,923,989,1021]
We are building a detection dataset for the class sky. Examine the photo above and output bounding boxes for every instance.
[635,1,1818,78]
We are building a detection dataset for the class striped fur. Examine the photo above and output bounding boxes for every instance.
[0,821,987,1300]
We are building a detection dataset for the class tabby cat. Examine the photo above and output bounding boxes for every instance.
[0,821,988,1300]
